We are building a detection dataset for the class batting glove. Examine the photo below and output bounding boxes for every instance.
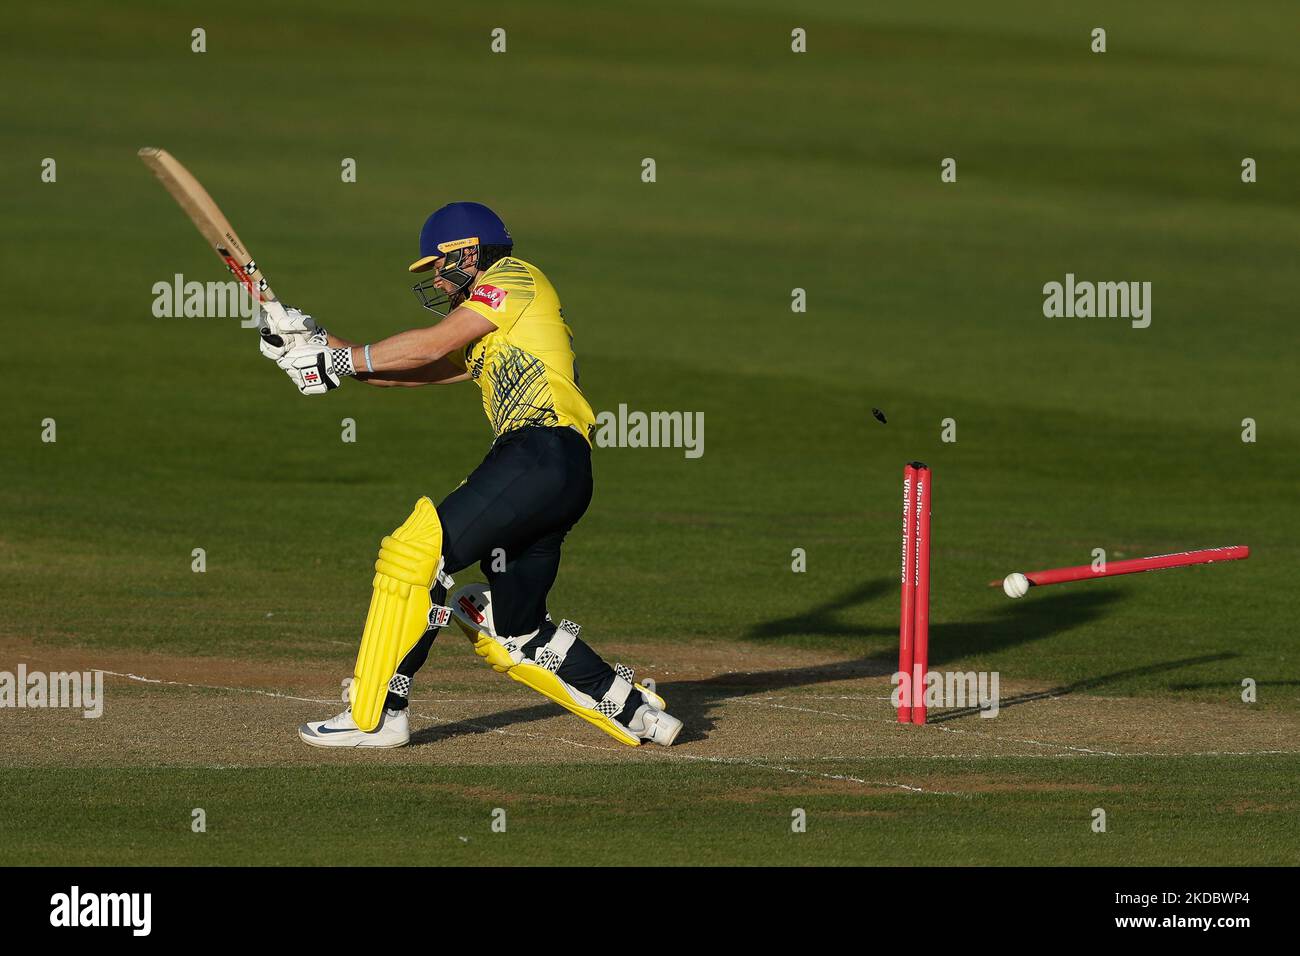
[258,303,328,362]
[278,344,354,395]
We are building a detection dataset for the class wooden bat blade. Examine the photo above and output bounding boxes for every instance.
[137,146,278,307]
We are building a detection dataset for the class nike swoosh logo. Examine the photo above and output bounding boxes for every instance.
[313,725,356,734]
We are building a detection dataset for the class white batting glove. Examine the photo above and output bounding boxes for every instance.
[258,303,328,362]
[278,344,353,395]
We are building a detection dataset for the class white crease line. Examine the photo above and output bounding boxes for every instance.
[931,722,1122,756]
[730,692,1220,707]
[774,694,897,702]
[83,669,620,753]
[668,753,966,797]
[100,670,334,704]
[734,696,1005,730]
[750,750,1300,761]
[730,698,866,720]
[726,697,1127,758]
[100,669,537,707]
[1114,750,1300,757]
[734,696,1121,757]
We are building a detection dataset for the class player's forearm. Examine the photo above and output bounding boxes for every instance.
[324,308,495,381]
[320,330,463,386]
[355,359,471,387]
[323,328,450,381]
[356,326,454,373]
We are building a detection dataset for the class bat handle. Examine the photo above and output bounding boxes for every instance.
[256,293,285,348]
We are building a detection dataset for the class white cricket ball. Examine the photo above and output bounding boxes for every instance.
[1003,572,1029,599]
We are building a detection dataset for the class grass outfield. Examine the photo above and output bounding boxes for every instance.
[1,0,1298,866]
[1,757,1298,866]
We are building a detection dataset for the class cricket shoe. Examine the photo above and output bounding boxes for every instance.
[625,702,683,746]
[298,706,410,748]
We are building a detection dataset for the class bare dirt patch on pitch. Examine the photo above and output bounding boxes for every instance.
[2,637,1295,792]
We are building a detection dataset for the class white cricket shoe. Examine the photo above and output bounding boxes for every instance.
[298,706,410,748]
[625,703,683,746]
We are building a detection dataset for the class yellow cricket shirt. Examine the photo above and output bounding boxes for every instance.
[453,257,595,444]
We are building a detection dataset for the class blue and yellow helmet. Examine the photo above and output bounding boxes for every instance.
[409,202,513,314]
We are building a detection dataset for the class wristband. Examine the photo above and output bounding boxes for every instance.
[327,347,356,378]
[363,344,374,373]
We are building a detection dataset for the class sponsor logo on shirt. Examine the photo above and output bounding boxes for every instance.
[470,283,508,310]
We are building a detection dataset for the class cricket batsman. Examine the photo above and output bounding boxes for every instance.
[265,202,682,748]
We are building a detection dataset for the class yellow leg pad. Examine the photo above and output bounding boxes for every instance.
[350,498,443,731]
[461,628,641,746]
[507,664,641,746]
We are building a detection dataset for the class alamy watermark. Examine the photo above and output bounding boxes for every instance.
[1,665,103,718]
[1042,273,1151,328]
[50,886,150,936]
[892,669,1000,717]
[151,274,263,328]
[593,404,704,459]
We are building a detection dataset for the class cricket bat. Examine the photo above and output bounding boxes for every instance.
[137,146,283,345]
